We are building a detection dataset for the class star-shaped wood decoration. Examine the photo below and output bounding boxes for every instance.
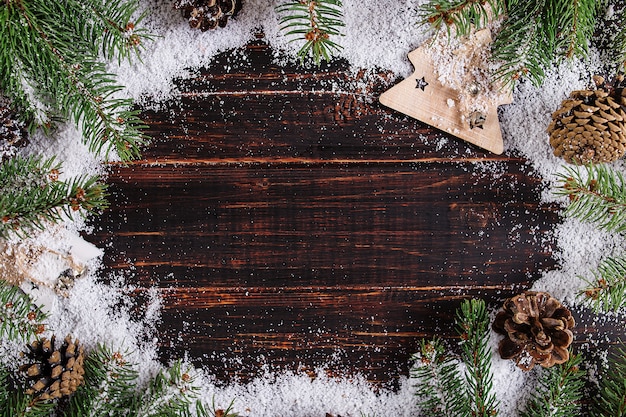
[415,77,428,91]
[380,29,513,154]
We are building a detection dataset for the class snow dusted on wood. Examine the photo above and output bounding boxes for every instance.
[3,0,625,415]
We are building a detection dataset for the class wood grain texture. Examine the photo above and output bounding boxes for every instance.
[89,39,625,386]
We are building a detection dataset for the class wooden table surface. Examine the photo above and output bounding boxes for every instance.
[89,38,624,386]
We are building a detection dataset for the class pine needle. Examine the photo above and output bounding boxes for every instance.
[0,156,108,239]
[520,351,585,417]
[417,0,505,36]
[580,255,626,312]
[66,345,139,416]
[0,0,151,161]
[277,0,344,65]
[555,164,626,234]
[591,344,626,417]
[411,338,466,416]
[196,397,239,417]
[558,0,597,59]
[0,364,8,414]
[418,0,601,87]
[2,389,56,417]
[457,298,499,417]
[411,299,499,417]
[134,361,197,417]
[0,279,47,342]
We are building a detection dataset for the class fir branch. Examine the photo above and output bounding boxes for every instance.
[591,344,626,417]
[277,0,344,65]
[0,280,47,342]
[196,398,239,417]
[134,361,197,417]
[456,298,499,417]
[0,155,108,239]
[495,0,598,86]
[411,338,466,417]
[417,0,505,36]
[65,345,139,417]
[558,0,598,59]
[0,0,150,160]
[580,255,626,312]
[420,0,600,87]
[520,351,585,417]
[2,389,56,417]
[555,164,626,233]
[69,0,153,63]
[490,0,551,87]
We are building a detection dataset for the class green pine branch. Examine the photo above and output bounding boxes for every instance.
[419,0,602,87]
[195,398,239,417]
[555,164,626,312]
[417,0,505,37]
[1,389,56,417]
[591,343,626,417]
[277,0,344,65]
[0,280,47,342]
[580,255,626,312]
[411,338,466,417]
[559,0,598,60]
[491,0,598,88]
[411,299,498,417]
[134,361,197,417]
[490,1,548,87]
[70,0,151,63]
[555,164,626,234]
[25,345,210,417]
[457,298,499,417]
[0,155,108,239]
[520,351,585,417]
[0,0,151,161]
[65,345,139,417]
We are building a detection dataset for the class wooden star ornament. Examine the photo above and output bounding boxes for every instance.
[380,28,513,154]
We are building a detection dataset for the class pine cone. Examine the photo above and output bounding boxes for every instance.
[492,291,575,371]
[20,335,85,401]
[0,104,28,162]
[174,0,242,31]
[548,77,626,164]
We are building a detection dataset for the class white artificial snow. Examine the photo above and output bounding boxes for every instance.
[341,0,428,76]
[531,218,624,305]
[23,124,106,181]
[4,0,625,416]
[197,369,419,416]
[115,0,288,104]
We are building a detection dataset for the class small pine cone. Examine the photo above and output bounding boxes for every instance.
[548,80,626,164]
[20,335,85,401]
[492,291,575,371]
[0,104,28,162]
[174,0,242,31]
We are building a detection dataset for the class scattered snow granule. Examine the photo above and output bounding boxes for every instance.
[4,1,625,416]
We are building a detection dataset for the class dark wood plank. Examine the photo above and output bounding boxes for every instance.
[99,162,557,286]
[88,39,624,386]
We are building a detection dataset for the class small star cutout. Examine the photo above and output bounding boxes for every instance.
[468,111,486,130]
[415,77,428,91]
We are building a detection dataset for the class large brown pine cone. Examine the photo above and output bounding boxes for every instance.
[20,335,85,401]
[548,78,626,164]
[174,0,242,31]
[492,291,575,371]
